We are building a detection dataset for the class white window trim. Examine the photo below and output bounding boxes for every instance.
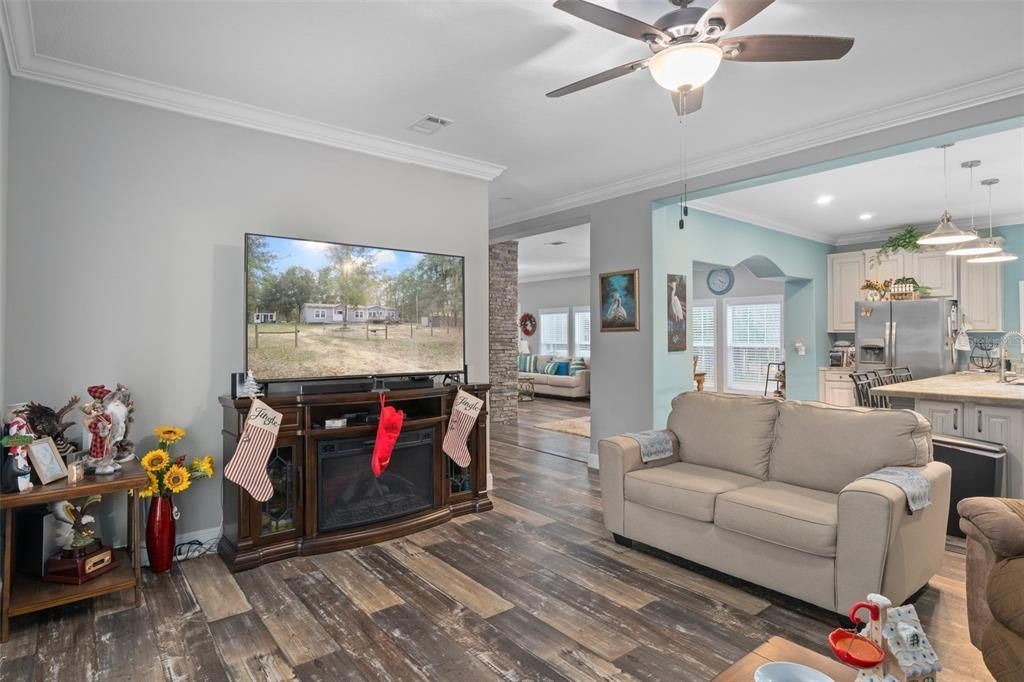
[539,307,571,358]
[692,299,717,392]
[694,295,784,395]
[724,294,784,395]
[571,305,591,359]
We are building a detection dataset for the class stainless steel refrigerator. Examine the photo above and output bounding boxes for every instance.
[854,298,958,378]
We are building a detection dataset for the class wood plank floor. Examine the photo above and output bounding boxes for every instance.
[491,397,591,463]
[1,399,987,681]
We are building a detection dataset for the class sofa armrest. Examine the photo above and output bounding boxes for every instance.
[958,497,1024,559]
[598,434,680,535]
[835,461,951,612]
[575,368,591,392]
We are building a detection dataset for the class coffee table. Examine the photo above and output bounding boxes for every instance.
[713,636,855,681]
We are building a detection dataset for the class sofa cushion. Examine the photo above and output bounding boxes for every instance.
[667,392,779,480]
[519,372,550,385]
[544,375,581,388]
[770,401,931,494]
[625,462,761,522]
[715,481,839,557]
[989,557,1024,637]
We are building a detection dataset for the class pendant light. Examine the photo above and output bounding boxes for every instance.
[968,178,1018,263]
[918,143,978,246]
[949,160,999,256]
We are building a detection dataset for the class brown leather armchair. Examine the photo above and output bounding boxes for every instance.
[958,497,1024,682]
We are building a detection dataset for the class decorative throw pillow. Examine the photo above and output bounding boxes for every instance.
[542,361,561,375]
[555,362,570,376]
[518,354,537,373]
[569,358,587,376]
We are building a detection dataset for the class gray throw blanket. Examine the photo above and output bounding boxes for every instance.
[622,429,675,464]
[861,466,931,513]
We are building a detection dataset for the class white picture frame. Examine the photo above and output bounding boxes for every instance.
[26,437,68,485]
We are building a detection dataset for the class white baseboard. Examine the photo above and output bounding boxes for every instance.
[486,472,495,491]
[139,525,222,566]
[588,452,599,470]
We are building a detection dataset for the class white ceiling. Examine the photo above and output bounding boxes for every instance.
[4,1,1024,228]
[693,125,1024,244]
[517,223,590,282]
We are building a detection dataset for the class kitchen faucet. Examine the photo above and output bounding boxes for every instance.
[998,331,1024,383]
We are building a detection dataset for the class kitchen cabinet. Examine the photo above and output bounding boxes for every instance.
[908,249,957,298]
[915,398,1021,498]
[864,249,905,283]
[818,368,856,407]
[960,260,1003,332]
[827,253,865,332]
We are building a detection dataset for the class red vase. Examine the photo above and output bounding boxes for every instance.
[146,495,175,573]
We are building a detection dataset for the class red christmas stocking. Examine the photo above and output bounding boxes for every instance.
[224,399,282,502]
[372,395,404,477]
[443,390,483,467]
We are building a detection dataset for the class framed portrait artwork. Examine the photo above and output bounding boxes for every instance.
[667,274,687,352]
[27,437,69,485]
[600,269,639,332]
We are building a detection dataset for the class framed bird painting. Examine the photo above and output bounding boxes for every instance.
[667,274,687,352]
[600,269,639,332]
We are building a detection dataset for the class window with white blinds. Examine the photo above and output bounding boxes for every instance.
[539,308,570,356]
[573,308,591,358]
[691,303,716,391]
[726,298,783,393]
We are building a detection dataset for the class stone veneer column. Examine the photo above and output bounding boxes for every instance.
[488,241,519,424]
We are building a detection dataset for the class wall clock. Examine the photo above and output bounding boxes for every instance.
[707,268,735,296]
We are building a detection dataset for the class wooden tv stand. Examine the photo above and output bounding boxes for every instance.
[217,384,491,571]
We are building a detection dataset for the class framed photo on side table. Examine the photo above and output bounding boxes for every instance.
[26,437,68,485]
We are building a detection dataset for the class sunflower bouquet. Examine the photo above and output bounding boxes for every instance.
[140,426,215,499]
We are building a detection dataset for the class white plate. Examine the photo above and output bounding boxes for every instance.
[754,661,834,682]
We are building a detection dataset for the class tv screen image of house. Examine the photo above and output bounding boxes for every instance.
[246,234,465,381]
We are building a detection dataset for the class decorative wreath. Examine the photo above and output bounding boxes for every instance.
[519,313,537,337]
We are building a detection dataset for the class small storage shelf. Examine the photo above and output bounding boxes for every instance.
[9,549,135,616]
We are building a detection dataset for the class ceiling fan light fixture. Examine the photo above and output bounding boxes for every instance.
[917,210,978,245]
[648,42,723,93]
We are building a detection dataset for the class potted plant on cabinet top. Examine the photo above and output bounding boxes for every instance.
[869,227,922,266]
[140,426,215,573]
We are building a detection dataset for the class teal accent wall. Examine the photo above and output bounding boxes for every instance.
[651,206,831,426]
[999,225,1024,333]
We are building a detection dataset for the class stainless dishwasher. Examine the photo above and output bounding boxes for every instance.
[932,435,1006,537]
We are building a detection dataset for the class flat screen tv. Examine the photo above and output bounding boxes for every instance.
[246,233,465,382]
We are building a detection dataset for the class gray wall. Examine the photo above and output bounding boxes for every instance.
[517,274,590,355]
[0,41,8,416]
[6,80,490,540]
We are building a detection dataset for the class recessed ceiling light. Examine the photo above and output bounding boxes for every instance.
[816,195,835,206]
[859,213,875,221]
[546,241,567,246]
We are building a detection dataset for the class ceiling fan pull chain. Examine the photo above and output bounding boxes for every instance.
[678,91,685,229]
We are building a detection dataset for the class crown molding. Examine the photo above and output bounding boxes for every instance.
[490,68,1024,228]
[518,269,591,284]
[833,211,1024,246]
[687,198,832,244]
[0,1,505,182]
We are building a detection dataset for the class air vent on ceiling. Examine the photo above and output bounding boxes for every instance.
[546,241,568,246]
[408,114,454,135]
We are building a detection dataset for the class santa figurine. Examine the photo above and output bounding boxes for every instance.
[4,403,35,492]
[81,386,117,474]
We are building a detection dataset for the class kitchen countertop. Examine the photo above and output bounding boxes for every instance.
[872,372,1024,408]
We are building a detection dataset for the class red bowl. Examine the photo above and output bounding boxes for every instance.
[828,629,885,668]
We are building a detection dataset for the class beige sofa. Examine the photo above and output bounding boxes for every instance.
[519,355,590,399]
[599,392,952,614]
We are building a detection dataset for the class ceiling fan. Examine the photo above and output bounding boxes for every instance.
[547,0,854,114]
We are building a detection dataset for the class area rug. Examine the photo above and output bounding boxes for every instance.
[534,415,591,438]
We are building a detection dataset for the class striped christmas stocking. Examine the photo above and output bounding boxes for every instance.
[442,390,483,467]
[224,399,283,502]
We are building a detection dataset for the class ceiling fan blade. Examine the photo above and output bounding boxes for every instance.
[719,34,854,62]
[546,58,649,97]
[672,87,704,116]
[696,0,775,35]
[553,0,671,44]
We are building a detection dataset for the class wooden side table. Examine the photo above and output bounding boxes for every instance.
[1,460,148,642]
[713,636,854,681]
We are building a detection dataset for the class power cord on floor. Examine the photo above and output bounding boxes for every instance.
[174,537,219,562]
